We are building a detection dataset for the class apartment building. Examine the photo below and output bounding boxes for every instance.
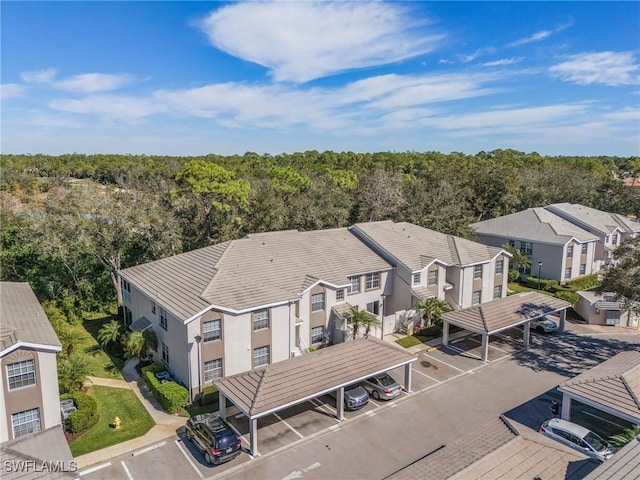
[118,222,509,400]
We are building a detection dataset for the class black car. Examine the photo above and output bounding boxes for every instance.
[184,413,242,465]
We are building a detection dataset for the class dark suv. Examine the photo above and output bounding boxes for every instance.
[184,413,242,465]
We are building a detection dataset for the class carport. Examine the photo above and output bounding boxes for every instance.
[557,350,640,425]
[214,337,416,457]
[441,292,570,362]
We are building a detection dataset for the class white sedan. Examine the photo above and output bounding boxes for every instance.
[530,316,559,333]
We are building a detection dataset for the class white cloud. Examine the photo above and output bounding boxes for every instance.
[482,58,523,67]
[50,94,162,120]
[53,73,135,93]
[509,30,552,47]
[21,68,57,84]
[197,1,442,83]
[1,83,26,99]
[550,51,639,86]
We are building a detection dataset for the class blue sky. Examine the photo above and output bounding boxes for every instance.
[2,1,639,156]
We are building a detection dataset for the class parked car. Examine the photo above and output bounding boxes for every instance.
[184,413,242,465]
[362,373,402,400]
[539,418,615,462]
[530,316,559,333]
[329,384,370,410]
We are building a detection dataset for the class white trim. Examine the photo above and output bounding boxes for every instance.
[0,342,62,358]
[557,388,640,425]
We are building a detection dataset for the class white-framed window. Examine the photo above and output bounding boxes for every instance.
[365,272,380,290]
[567,245,574,258]
[565,267,572,279]
[204,358,223,382]
[605,310,620,325]
[366,301,379,315]
[7,359,36,390]
[151,301,156,315]
[428,270,438,286]
[519,265,531,276]
[580,264,586,275]
[122,279,131,304]
[311,326,324,344]
[348,276,361,294]
[612,233,618,245]
[253,309,269,330]
[473,265,483,279]
[519,241,533,256]
[495,260,504,275]
[12,408,40,438]
[253,346,270,367]
[493,286,502,299]
[311,293,325,312]
[472,291,481,305]
[581,244,588,254]
[412,273,421,285]
[162,343,169,365]
[336,289,345,302]
[203,319,221,342]
[160,307,167,331]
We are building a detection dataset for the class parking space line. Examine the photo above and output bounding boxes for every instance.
[78,462,111,476]
[447,343,483,361]
[175,440,205,480]
[421,352,465,372]
[309,398,341,421]
[132,441,166,456]
[488,343,510,354]
[273,412,304,439]
[412,366,441,383]
[121,461,134,480]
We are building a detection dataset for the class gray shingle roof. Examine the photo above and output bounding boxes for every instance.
[120,227,391,319]
[0,282,62,354]
[215,337,415,418]
[471,208,598,244]
[441,291,570,334]
[584,436,640,480]
[559,351,640,423]
[352,221,504,270]
[546,203,640,235]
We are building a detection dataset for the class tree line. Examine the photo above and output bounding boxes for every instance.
[1,150,638,316]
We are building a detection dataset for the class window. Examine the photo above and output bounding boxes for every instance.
[311,326,324,344]
[12,408,40,438]
[204,359,223,382]
[311,293,325,312]
[472,291,481,305]
[122,279,131,304]
[348,276,361,294]
[519,265,531,276]
[366,301,379,315]
[473,265,483,279]
[253,346,270,367]
[567,245,574,258]
[151,301,156,315]
[612,233,618,245]
[508,240,515,247]
[412,273,421,285]
[335,289,345,302]
[493,286,502,299]
[203,319,221,342]
[495,260,504,275]
[253,309,269,330]
[519,241,533,256]
[605,310,620,325]
[565,267,572,279]
[428,270,438,286]
[7,359,36,390]
[160,307,167,331]
[581,244,588,255]
[580,264,586,275]
[365,272,380,290]
[162,343,169,365]
[124,306,132,327]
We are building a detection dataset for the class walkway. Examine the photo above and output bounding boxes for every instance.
[76,358,185,469]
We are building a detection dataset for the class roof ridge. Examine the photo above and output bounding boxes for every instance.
[200,241,233,300]
[478,305,489,332]
[250,369,268,415]
[621,367,640,411]
[447,235,461,265]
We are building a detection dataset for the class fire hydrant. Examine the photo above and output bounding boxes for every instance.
[113,417,121,430]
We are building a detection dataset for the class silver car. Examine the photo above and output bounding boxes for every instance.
[539,418,615,462]
[362,373,402,400]
[329,384,369,410]
[530,316,559,333]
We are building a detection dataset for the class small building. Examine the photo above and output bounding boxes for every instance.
[575,291,639,328]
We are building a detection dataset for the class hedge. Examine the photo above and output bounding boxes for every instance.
[524,276,559,292]
[508,270,520,282]
[555,290,579,306]
[61,392,99,434]
[141,363,189,414]
[564,274,599,291]
[200,385,219,407]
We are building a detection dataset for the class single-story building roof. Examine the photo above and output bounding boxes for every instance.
[558,351,640,425]
[441,291,570,335]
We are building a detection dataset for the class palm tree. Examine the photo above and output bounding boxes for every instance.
[608,424,640,449]
[347,308,381,339]
[57,326,87,357]
[97,320,121,347]
[502,244,532,273]
[58,355,90,393]
[415,297,452,328]
[123,329,158,359]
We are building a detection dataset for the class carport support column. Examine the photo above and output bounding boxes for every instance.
[559,309,566,333]
[481,334,489,363]
[219,392,227,419]
[523,322,531,349]
[442,320,450,346]
[561,392,572,421]
[336,387,344,421]
[250,417,258,457]
[404,363,413,394]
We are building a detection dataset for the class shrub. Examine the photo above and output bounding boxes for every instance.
[508,270,520,282]
[141,363,189,414]
[555,290,579,306]
[524,276,559,292]
[565,274,599,291]
[61,392,98,434]
[200,385,219,406]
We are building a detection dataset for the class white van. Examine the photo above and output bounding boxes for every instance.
[539,418,615,462]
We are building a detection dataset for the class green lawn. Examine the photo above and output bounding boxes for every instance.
[80,313,125,378]
[69,385,155,457]
[395,335,430,348]
[507,282,555,296]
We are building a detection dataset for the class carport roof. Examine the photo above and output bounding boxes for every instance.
[441,291,570,335]
[558,351,640,424]
[214,337,416,419]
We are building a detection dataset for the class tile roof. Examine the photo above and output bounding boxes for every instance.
[584,436,640,480]
[214,337,416,418]
[558,351,640,423]
[0,282,62,354]
[546,203,640,235]
[351,221,504,270]
[441,291,570,334]
[471,208,598,244]
[120,227,391,319]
